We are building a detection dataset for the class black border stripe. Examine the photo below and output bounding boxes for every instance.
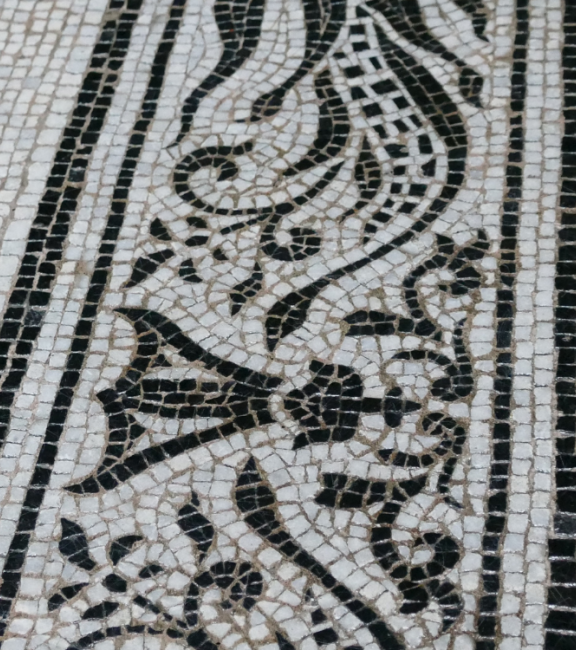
[544,2,576,648]
[0,0,187,639]
[0,0,144,450]
[474,1,528,648]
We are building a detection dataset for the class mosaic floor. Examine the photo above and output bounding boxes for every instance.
[0,0,571,648]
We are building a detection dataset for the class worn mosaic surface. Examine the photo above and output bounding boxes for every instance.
[0,0,570,648]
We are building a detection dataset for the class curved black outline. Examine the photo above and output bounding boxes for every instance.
[264,21,468,351]
[65,308,281,494]
[235,456,405,650]
[365,0,484,106]
[172,0,266,145]
[248,0,347,122]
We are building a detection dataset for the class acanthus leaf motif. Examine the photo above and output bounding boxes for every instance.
[365,0,485,105]
[57,2,493,647]
[262,17,468,350]
[66,309,281,494]
[282,68,351,177]
[248,0,347,123]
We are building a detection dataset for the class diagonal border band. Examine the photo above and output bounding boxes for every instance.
[0,0,188,638]
[0,0,145,452]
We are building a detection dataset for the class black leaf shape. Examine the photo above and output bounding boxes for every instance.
[354,135,382,202]
[284,360,364,449]
[458,66,484,108]
[108,535,143,565]
[448,265,482,295]
[177,492,214,562]
[123,249,175,288]
[213,247,228,261]
[103,573,128,593]
[179,259,202,283]
[150,218,172,241]
[139,564,164,579]
[59,519,96,571]
[185,234,209,247]
[265,278,330,351]
[82,601,119,620]
[187,216,207,228]
[48,583,88,611]
[283,69,350,177]
[230,263,263,315]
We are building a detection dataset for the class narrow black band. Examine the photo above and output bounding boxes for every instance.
[474,1,528,647]
[0,0,187,638]
[544,3,576,648]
